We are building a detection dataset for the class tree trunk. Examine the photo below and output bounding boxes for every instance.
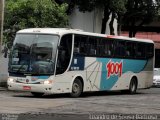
[133,30,136,37]
[0,0,4,52]
[129,28,137,38]
[101,7,111,34]
[129,18,136,38]
[117,13,122,36]
[109,12,115,35]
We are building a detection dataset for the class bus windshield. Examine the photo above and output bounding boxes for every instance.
[8,34,59,75]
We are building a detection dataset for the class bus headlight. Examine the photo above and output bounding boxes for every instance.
[8,78,15,82]
[40,80,53,84]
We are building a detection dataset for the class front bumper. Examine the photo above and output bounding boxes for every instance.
[8,81,53,94]
[152,82,160,87]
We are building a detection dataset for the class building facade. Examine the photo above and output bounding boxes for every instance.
[69,7,117,35]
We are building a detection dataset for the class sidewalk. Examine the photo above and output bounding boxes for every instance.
[0,87,7,91]
[0,54,8,87]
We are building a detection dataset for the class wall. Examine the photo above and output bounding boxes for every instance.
[0,0,8,87]
[69,7,117,35]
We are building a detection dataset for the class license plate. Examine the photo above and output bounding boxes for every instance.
[23,86,31,90]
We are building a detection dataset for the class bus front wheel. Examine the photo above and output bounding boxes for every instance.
[70,79,83,98]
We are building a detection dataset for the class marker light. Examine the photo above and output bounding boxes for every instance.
[8,78,15,82]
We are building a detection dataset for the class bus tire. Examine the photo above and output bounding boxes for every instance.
[70,78,83,98]
[129,78,137,94]
[31,92,44,97]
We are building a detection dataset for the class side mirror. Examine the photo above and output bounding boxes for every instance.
[58,46,63,51]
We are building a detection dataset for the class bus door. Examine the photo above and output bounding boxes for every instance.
[56,34,72,75]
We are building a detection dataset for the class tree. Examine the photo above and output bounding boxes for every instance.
[65,0,160,37]
[123,0,159,37]
[4,0,68,48]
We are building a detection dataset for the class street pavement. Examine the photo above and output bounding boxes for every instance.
[0,87,159,120]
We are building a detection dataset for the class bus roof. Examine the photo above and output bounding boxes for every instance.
[17,28,154,44]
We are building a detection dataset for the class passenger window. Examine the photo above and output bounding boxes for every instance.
[97,38,103,56]
[104,39,114,56]
[136,43,146,59]
[146,43,154,58]
[125,42,135,58]
[80,36,88,55]
[74,36,80,54]
[74,35,88,55]
[114,41,125,57]
[98,38,113,57]
[88,37,97,56]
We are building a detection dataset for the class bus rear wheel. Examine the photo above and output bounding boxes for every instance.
[31,92,44,97]
[70,79,83,98]
[128,78,137,94]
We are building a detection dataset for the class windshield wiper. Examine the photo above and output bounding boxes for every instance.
[46,59,54,64]
[16,63,27,73]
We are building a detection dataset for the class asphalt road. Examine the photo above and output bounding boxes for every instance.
[0,87,160,120]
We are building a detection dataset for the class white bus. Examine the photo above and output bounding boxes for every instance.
[7,28,154,97]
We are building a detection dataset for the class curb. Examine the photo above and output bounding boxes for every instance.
[0,87,7,91]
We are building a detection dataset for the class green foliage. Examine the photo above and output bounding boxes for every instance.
[110,0,127,14]
[124,0,157,24]
[4,0,68,48]
[75,0,127,14]
[123,0,159,37]
[75,0,95,12]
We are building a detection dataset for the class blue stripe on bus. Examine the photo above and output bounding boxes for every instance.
[97,58,147,90]
[70,55,85,70]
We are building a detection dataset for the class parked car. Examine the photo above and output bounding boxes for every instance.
[153,68,160,87]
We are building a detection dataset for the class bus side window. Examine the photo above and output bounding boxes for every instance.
[125,42,134,58]
[97,38,103,56]
[101,38,113,57]
[88,37,97,56]
[114,41,125,57]
[74,36,80,54]
[74,35,87,55]
[80,38,87,55]
[146,43,154,58]
[136,43,146,59]
[107,40,113,56]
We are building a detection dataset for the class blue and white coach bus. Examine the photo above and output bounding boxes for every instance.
[7,28,154,97]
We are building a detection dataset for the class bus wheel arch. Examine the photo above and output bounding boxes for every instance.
[31,92,44,97]
[129,76,138,94]
[70,76,84,98]
[75,76,84,91]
